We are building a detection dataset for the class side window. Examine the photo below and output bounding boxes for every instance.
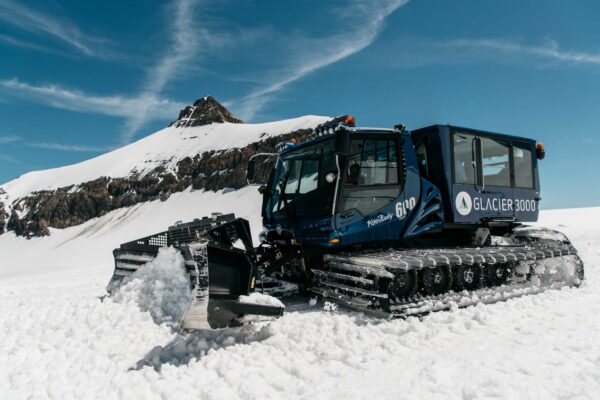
[341,139,401,216]
[481,137,511,187]
[298,159,319,193]
[513,142,534,188]
[346,140,398,186]
[415,142,428,178]
[453,133,477,184]
[284,160,301,194]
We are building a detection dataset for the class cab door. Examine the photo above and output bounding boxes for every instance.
[452,131,515,222]
[334,134,406,245]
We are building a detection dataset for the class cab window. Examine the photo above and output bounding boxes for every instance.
[453,133,477,185]
[453,131,535,189]
[513,142,534,188]
[481,137,511,187]
[340,139,402,216]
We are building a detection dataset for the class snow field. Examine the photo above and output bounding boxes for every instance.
[0,193,599,399]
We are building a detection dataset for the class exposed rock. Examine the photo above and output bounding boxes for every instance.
[5,127,315,237]
[0,201,6,235]
[2,96,336,237]
[170,96,243,128]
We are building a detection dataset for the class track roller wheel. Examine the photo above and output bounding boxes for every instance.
[486,264,512,287]
[454,264,484,291]
[388,270,418,301]
[422,266,452,296]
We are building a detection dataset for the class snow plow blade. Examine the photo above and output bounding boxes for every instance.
[108,214,284,330]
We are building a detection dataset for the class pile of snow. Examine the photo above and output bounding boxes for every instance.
[0,115,330,202]
[239,292,284,308]
[110,247,192,325]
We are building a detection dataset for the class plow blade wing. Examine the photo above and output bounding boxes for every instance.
[181,240,283,330]
[107,215,284,330]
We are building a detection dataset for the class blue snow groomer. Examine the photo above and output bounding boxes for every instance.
[111,115,582,330]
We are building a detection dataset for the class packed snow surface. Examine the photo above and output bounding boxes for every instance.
[0,194,599,399]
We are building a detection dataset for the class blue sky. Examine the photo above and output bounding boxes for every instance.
[0,0,599,209]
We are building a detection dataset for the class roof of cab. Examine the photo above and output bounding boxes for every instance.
[412,124,536,143]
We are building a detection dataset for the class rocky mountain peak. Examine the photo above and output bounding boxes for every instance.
[170,96,244,128]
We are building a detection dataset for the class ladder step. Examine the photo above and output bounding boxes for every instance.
[317,280,388,299]
[326,261,395,278]
[312,269,375,286]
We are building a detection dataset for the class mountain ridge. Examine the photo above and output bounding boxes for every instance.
[0,97,331,237]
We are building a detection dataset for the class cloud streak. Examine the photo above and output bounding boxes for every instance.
[121,0,202,142]
[26,142,115,153]
[449,38,600,65]
[0,135,22,144]
[0,34,69,56]
[391,37,600,68]
[0,153,17,163]
[0,0,218,144]
[0,78,183,121]
[229,0,410,120]
[0,0,110,58]
[0,134,111,154]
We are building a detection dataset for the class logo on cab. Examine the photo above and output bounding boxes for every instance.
[455,191,473,216]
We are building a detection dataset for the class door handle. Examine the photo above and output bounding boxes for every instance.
[340,211,354,219]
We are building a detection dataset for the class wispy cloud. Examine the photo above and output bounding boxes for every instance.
[228,0,409,120]
[121,0,203,142]
[382,37,600,69]
[0,133,110,153]
[446,38,600,65]
[0,135,22,144]
[27,142,114,153]
[0,78,182,122]
[0,0,110,58]
[0,33,68,56]
[0,153,17,163]
[0,0,217,143]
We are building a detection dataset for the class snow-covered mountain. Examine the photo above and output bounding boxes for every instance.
[0,97,330,236]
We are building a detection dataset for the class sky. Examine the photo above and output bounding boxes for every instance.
[0,0,599,209]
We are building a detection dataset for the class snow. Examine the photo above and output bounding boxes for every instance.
[0,115,330,202]
[110,247,192,325]
[239,292,284,308]
[0,184,599,398]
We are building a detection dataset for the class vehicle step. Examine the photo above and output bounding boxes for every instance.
[312,269,375,286]
[316,280,388,299]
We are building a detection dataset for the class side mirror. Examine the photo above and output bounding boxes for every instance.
[335,131,351,155]
[247,153,277,185]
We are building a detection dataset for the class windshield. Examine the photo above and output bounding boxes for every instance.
[266,139,337,222]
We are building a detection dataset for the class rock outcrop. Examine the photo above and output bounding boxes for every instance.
[0,202,6,235]
[170,96,243,128]
[6,128,314,237]
[2,96,336,237]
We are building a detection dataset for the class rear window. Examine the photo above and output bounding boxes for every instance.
[513,142,534,188]
[453,132,535,189]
